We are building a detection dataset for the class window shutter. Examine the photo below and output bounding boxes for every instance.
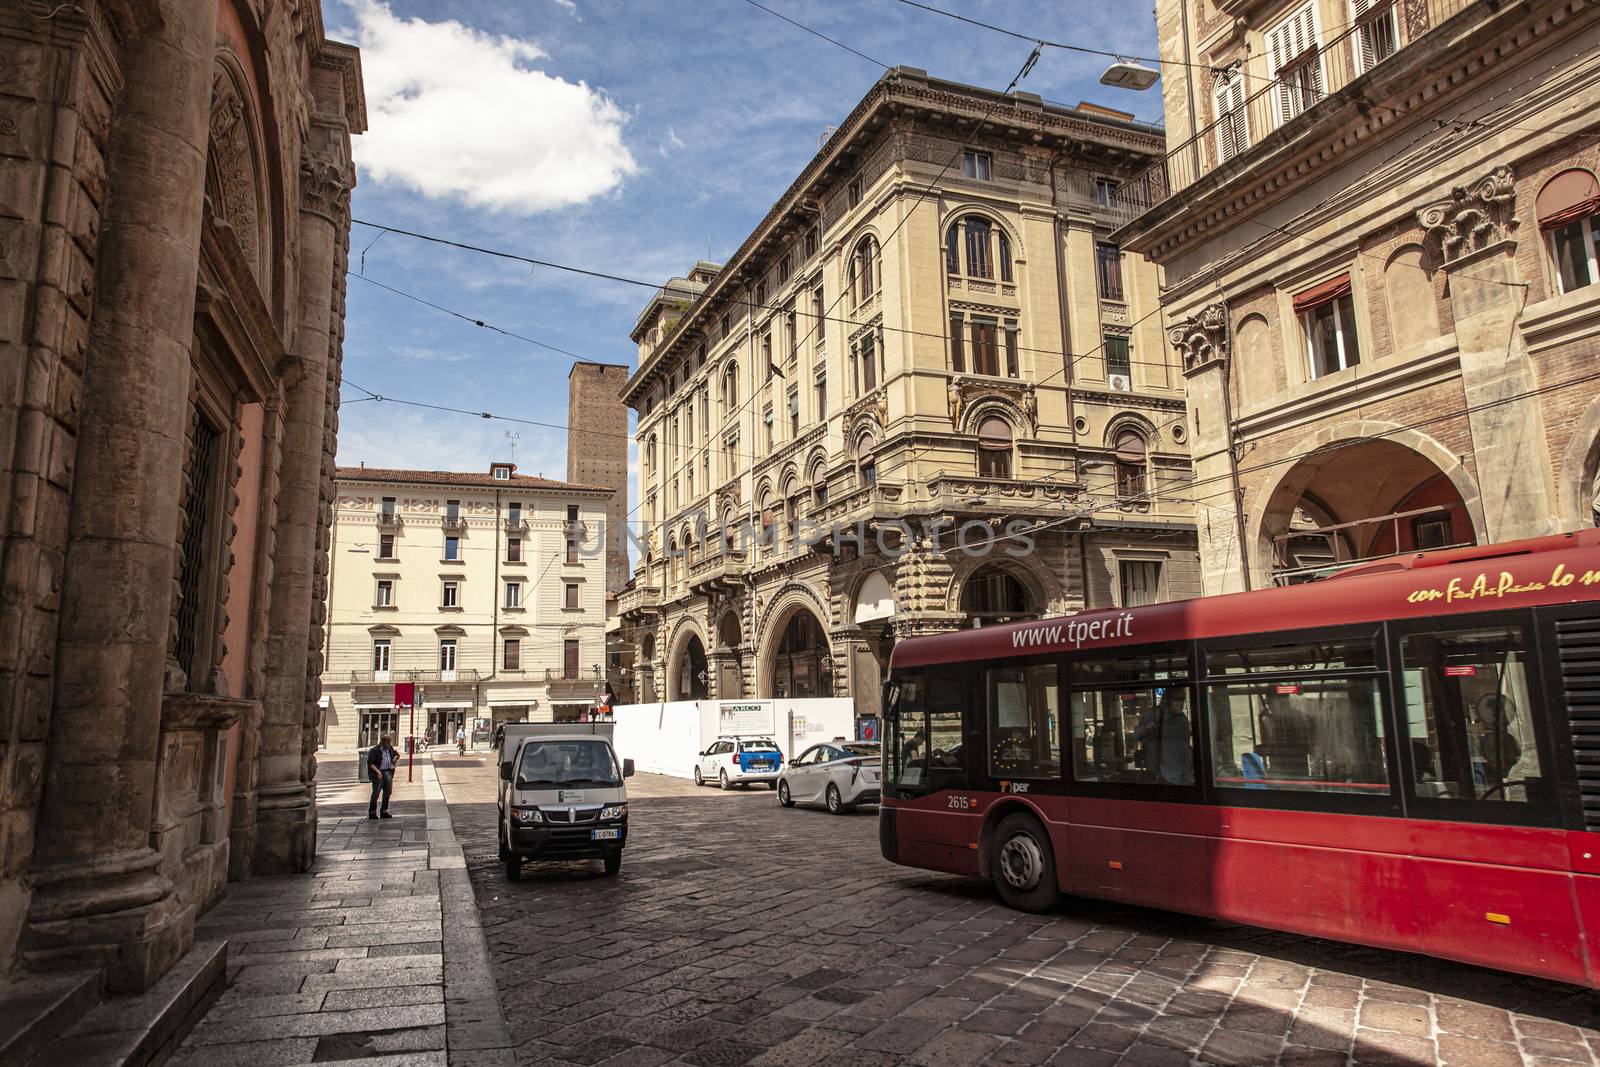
[1268,1,1321,123]
[1215,77,1238,162]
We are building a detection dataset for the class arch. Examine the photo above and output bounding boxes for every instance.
[1233,312,1272,405]
[717,610,743,649]
[851,234,880,303]
[754,585,833,697]
[722,360,739,411]
[852,569,897,625]
[976,415,1014,478]
[855,430,878,485]
[1103,410,1158,449]
[942,210,1022,282]
[206,51,272,289]
[666,617,710,700]
[960,395,1027,437]
[949,557,1053,626]
[1383,244,1439,353]
[1247,422,1486,586]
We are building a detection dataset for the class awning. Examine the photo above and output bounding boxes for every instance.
[487,699,536,707]
[1115,430,1148,463]
[1537,169,1600,230]
[354,701,399,709]
[856,433,876,461]
[1291,273,1351,314]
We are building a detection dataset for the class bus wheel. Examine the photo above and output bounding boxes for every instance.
[991,813,1058,913]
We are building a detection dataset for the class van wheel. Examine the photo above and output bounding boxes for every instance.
[778,780,794,808]
[826,783,847,815]
[693,766,703,787]
[603,851,621,877]
[718,770,729,790]
[990,812,1058,913]
[505,856,521,882]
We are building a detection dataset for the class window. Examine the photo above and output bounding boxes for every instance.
[564,639,580,679]
[976,417,1012,479]
[945,223,960,274]
[860,331,878,393]
[721,314,731,340]
[962,150,992,181]
[567,504,579,523]
[445,499,460,523]
[811,465,828,506]
[723,363,738,411]
[505,581,521,609]
[848,176,863,207]
[492,465,511,480]
[788,387,800,438]
[565,582,579,610]
[763,405,774,450]
[1412,512,1454,550]
[856,434,877,487]
[1268,1,1324,125]
[970,318,999,376]
[444,535,460,561]
[814,368,827,420]
[949,312,965,372]
[508,501,522,525]
[1105,334,1131,380]
[378,533,395,559]
[381,496,396,522]
[1205,631,1387,796]
[439,639,457,673]
[372,639,391,674]
[441,580,458,608]
[985,662,1059,778]
[761,332,772,381]
[852,237,878,302]
[1072,668,1194,786]
[998,229,1013,284]
[1114,431,1147,500]
[1354,0,1398,73]
[1094,177,1120,207]
[755,281,766,308]
[1119,560,1161,607]
[504,638,521,671]
[805,226,818,259]
[506,537,521,563]
[778,253,791,285]
[1004,321,1019,378]
[1296,275,1361,377]
[1213,66,1249,162]
[1399,625,1545,810]
[375,579,394,607]
[566,535,579,564]
[1539,170,1600,293]
[965,217,993,279]
[785,305,798,366]
[1096,243,1124,300]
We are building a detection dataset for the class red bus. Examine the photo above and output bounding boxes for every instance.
[880,530,1600,986]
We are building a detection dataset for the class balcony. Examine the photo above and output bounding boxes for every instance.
[377,511,403,529]
[504,515,528,531]
[617,583,661,618]
[544,669,601,702]
[441,513,466,531]
[347,668,480,686]
[688,548,746,594]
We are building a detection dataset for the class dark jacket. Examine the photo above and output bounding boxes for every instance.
[367,742,398,774]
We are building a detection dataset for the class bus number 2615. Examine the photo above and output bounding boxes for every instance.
[947,796,973,810]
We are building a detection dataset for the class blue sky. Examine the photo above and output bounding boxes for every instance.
[331,0,1164,490]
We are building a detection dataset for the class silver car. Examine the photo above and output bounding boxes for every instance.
[777,740,881,814]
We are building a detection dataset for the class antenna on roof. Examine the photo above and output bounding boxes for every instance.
[505,431,522,465]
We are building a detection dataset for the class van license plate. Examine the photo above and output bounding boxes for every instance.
[591,829,620,840]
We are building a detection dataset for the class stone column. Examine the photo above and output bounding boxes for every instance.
[254,152,347,874]
[24,0,214,992]
[1417,167,1560,542]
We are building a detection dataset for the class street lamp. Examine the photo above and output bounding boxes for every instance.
[1099,59,1160,91]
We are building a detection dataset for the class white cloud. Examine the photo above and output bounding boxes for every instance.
[550,0,577,13]
[337,404,567,477]
[347,1,636,214]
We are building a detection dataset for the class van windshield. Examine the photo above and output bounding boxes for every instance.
[516,740,621,788]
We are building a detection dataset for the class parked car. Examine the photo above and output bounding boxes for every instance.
[694,736,784,789]
[778,740,881,814]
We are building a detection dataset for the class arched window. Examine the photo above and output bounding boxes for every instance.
[857,432,878,486]
[646,433,657,475]
[965,217,992,279]
[853,236,879,302]
[722,362,738,412]
[783,476,802,541]
[1538,168,1600,294]
[997,228,1013,283]
[810,460,829,506]
[1114,430,1148,500]
[976,416,1014,479]
[669,536,681,582]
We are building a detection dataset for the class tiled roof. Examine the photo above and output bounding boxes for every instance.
[335,466,615,493]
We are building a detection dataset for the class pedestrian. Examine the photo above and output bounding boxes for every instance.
[455,723,467,755]
[368,733,398,819]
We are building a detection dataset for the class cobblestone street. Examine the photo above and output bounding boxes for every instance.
[433,757,1600,1067]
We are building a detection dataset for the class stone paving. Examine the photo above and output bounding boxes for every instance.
[169,756,511,1066]
[432,759,1600,1067]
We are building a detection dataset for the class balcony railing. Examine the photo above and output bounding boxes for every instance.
[544,669,601,701]
[347,668,480,686]
[504,515,528,531]
[617,584,662,616]
[442,513,466,530]
[377,511,403,528]
[1112,0,1471,221]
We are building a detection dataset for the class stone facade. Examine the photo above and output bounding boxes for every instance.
[0,1,362,993]
[620,70,1201,715]
[320,466,613,749]
[1117,0,1600,591]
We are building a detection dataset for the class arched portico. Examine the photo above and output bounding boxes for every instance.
[949,556,1054,626]
[666,619,710,700]
[756,590,833,698]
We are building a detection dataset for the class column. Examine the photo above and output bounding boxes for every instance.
[25,0,214,991]
[254,150,348,874]
[1417,167,1560,541]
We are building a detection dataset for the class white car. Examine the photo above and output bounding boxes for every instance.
[778,740,881,814]
[694,736,784,789]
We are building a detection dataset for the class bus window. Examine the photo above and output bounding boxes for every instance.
[885,672,925,792]
[1399,626,1544,807]
[926,669,966,792]
[1206,633,1378,675]
[1071,646,1190,687]
[1073,685,1193,786]
[1208,677,1389,794]
[985,663,1060,779]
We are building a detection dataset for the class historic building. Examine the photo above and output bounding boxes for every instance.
[1116,0,1600,591]
[619,69,1201,716]
[0,1,362,993]
[322,464,613,748]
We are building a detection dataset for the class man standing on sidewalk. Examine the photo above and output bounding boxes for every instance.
[368,733,399,819]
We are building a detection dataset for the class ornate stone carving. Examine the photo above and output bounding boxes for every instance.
[951,376,1036,435]
[1415,165,1517,264]
[299,154,351,221]
[1168,303,1229,376]
[947,379,963,426]
[207,68,262,277]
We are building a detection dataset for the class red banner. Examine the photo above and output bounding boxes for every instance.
[394,681,415,707]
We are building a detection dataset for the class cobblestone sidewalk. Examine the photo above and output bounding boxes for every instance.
[169,757,512,1067]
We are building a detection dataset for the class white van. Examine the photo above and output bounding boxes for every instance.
[497,723,634,881]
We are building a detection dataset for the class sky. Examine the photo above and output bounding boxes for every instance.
[329,0,1165,500]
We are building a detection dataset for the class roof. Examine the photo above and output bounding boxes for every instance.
[335,465,615,494]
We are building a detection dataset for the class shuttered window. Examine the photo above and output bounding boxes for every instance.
[1353,0,1398,73]
[1267,1,1323,126]
[1213,66,1249,163]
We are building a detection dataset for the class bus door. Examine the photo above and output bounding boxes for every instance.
[885,668,978,875]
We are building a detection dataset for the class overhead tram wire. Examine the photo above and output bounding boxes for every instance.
[738,0,890,69]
